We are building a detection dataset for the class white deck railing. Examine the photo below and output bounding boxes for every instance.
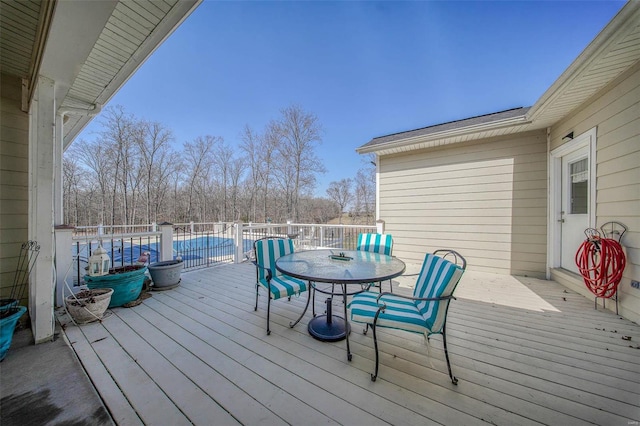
[54,221,379,305]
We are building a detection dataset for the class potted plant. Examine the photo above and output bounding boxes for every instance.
[0,306,26,361]
[65,288,113,324]
[148,258,183,290]
[84,265,148,308]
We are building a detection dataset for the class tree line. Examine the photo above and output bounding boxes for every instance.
[63,104,375,227]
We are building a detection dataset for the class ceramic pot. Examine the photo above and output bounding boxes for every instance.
[65,288,113,324]
[148,260,183,290]
[84,265,147,307]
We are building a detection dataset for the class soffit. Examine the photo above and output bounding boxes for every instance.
[0,0,42,77]
[0,0,201,149]
[527,1,640,128]
[61,0,201,148]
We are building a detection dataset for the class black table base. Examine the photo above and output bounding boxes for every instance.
[308,314,351,341]
[308,296,351,342]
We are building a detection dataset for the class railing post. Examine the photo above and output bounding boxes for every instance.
[376,220,385,234]
[320,226,325,247]
[234,221,243,264]
[151,222,157,232]
[190,221,195,234]
[287,220,292,236]
[159,222,174,261]
[54,225,75,307]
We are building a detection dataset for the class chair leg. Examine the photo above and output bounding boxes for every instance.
[442,326,458,385]
[371,322,380,382]
[254,284,259,311]
[370,306,385,382]
[388,279,393,293]
[290,288,311,328]
[266,294,272,335]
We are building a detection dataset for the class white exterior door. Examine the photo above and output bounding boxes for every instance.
[549,128,596,275]
[560,149,590,273]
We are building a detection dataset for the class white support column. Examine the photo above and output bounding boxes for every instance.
[29,76,56,344]
[159,222,174,261]
[376,220,385,234]
[234,221,243,264]
[54,225,75,306]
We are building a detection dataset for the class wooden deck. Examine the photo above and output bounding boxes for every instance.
[60,262,640,425]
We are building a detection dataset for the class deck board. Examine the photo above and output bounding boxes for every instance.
[59,262,640,425]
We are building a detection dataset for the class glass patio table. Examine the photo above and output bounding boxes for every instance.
[275,249,406,360]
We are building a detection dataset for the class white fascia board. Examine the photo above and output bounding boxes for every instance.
[356,114,532,155]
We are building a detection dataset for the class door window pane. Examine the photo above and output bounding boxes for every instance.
[570,158,588,214]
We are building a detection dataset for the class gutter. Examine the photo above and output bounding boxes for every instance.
[356,113,532,155]
[59,103,102,118]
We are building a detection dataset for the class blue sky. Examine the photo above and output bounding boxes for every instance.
[77,0,625,195]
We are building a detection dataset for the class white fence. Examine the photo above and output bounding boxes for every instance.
[54,221,380,305]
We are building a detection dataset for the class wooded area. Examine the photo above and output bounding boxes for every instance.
[63,105,375,226]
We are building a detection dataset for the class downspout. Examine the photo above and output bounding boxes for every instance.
[546,126,552,280]
[53,103,101,307]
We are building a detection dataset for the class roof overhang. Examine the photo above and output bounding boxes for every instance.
[0,0,202,150]
[357,109,533,156]
[359,1,640,156]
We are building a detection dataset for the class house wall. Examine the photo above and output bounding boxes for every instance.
[379,130,548,277]
[0,73,29,301]
[550,61,640,322]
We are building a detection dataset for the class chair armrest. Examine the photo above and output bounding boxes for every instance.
[376,292,455,304]
[251,260,272,281]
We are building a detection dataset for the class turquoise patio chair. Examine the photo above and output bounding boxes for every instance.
[357,233,394,292]
[349,249,466,384]
[252,237,311,335]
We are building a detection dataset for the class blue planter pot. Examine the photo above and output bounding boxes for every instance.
[0,306,26,361]
[84,265,147,308]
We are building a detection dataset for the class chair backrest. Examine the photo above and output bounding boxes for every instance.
[357,233,393,255]
[254,238,295,281]
[413,251,465,332]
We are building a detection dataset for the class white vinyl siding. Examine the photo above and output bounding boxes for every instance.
[379,130,547,277]
[0,73,29,295]
[551,61,640,323]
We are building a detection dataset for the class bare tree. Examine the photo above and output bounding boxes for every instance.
[136,120,174,224]
[183,135,218,220]
[326,178,353,224]
[239,125,263,222]
[213,141,234,221]
[62,154,85,225]
[353,166,376,223]
[259,121,280,222]
[228,157,246,221]
[73,138,113,225]
[276,104,326,221]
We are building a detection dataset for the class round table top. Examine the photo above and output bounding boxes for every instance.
[275,249,406,284]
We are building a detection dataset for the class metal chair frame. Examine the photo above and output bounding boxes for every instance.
[364,249,466,384]
[251,237,311,335]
